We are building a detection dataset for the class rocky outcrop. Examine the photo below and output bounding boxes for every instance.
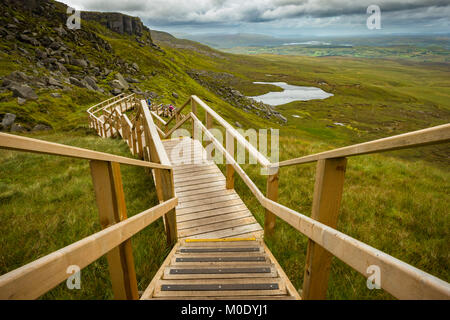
[81,12,149,38]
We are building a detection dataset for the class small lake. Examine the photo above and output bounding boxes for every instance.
[249,82,334,106]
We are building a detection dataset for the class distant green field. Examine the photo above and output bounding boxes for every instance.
[224,44,450,63]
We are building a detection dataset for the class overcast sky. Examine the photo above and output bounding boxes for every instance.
[59,0,450,37]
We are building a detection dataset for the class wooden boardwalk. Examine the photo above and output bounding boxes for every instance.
[141,238,300,299]
[162,137,264,240]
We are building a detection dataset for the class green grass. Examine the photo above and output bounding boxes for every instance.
[0,131,170,299]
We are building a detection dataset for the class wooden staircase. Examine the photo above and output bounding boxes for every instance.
[141,238,300,299]
[163,137,263,240]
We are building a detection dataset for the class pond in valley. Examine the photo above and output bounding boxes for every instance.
[249,82,333,106]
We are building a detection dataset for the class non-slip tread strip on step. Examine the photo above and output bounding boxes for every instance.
[169,267,272,275]
[161,283,279,291]
[176,256,266,262]
[179,247,260,253]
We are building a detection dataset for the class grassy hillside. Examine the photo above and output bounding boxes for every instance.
[0,1,449,299]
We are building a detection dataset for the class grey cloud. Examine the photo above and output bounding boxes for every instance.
[59,0,450,33]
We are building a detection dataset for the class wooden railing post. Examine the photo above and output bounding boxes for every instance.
[191,98,197,117]
[302,157,347,300]
[136,119,143,159]
[89,160,139,300]
[225,130,235,189]
[264,171,278,237]
[206,112,213,130]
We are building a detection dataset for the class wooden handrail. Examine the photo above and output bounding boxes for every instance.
[190,113,450,300]
[191,95,271,167]
[87,93,132,116]
[0,198,178,300]
[140,100,171,166]
[192,114,265,202]
[0,132,171,170]
[262,198,450,300]
[165,97,191,127]
[84,94,450,300]
[151,111,167,126]
[163,112,192,138]
[273,123,450,168]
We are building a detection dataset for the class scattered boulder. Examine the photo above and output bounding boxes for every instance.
[18,33,40,46]
[71,58,88,68]
[114,73,129,90]
[111,88,122,96]
[47,77,63,88]
[69,77,86,88]
[10,84,38,100]
[32,124,52,132]
[234,121,243,128]
[1,113,16,129]
[172,92,179,99]
[11,123,27,133]
[50,93,62,98]
[84,76,99,91]
[125,77,140,83]
[17,97,27,105]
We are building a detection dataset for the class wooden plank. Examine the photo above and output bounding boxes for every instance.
[174,172,224,184]
[179,217,258,238]
[163,267,277,280]
[154,279,285,297]
[183,223,263,240]
[177,211,251,230]
[174,180,225,193]
[264,173,278,237]
[275,123,450,168]
[262,198,450,300]
[178,247,262,253]
[0,198,177,300]
[173,166,221,178]
[302,158,347,300]
[176,194,240,209]
[174,176,226,189]
[176,199,243,216]
[175,185,226,198]
[161,283,279,291]
[176,205,249,223]
[181,239,260,247]
[177,189,235,202]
